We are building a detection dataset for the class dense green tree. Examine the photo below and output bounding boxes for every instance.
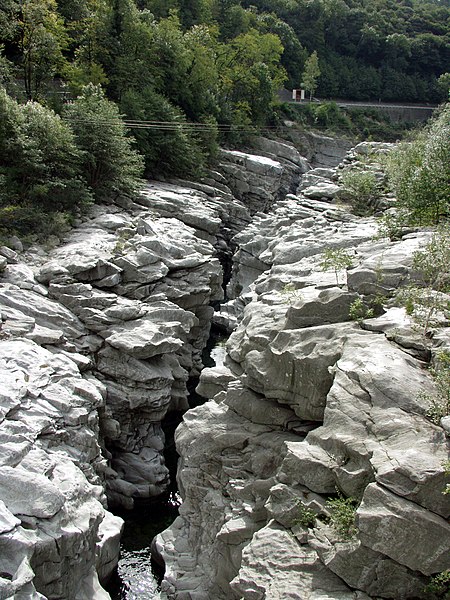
[148,13,193,106]
[15,0,68,100]
[243,0,450,102]
[180,24,220,120]
[120,86,211,177]
[302,50,320,100]
[383,33,411,71]
[61,0,110,95]
[437,72,450,98]
[91,0,157,100]
[0,46,14,88]
[177,0,213,28]
[0,87,91,235]
[64,83,144,199]
[256,13,307,88]
[212,0,255,40]
[356,25,384,64]
[0,0,19,40]
[218,28,286,124]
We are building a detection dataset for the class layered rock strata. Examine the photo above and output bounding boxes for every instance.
[157,146,450,599]
[0,138,303,598]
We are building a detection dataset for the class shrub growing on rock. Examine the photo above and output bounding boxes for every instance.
[320,248,354,286]
[340,170,383,216]
[349,297,374,323]
[420,350,450,426]
[386,103,450,226]
[396,226,450,336]
[326,492,358,540]
[423,569,450,599]
[294,504,317,528]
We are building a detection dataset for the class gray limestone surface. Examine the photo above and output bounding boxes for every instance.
[0,137,305,598]
[2,135,449,600]
[157,142,450,600]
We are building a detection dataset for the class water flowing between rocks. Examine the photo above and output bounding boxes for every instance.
[105,328,228,599]
[2,135,445,600]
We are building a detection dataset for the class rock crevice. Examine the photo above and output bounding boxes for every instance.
[0,137,304,598]
[157,142,450,600]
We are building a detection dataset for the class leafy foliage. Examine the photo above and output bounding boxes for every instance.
[349,297,374,322]
[64,83,144,199]
[0,88,92,237]
[424,569,450,599]
[396,226,450,335]
[444,461,450,497]
[326,492,358,540]
[15,0,68,100]
[280,282,302,304]
[218,27,286,126]
[320,248,354,286]
[242,0,450,103]
[294,504,317,528]
[421,350,450,426]
[120,86,211,178]
[302,50,320,100]
[339,170,383,216]
[386,103,450,226]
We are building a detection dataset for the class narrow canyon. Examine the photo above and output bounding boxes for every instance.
[0,131,448,600]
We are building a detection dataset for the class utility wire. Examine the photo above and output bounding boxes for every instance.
[63,116,282,132]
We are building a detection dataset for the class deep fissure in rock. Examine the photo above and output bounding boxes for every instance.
[104,323,229,598]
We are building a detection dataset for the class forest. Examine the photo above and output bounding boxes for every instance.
[0,0,449,237]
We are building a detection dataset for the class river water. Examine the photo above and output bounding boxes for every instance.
[105,327,228,599]
[105,492,180,599]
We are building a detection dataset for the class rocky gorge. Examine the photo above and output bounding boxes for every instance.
[0,131,448,600]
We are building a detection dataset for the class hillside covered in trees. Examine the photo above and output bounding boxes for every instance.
[0,0,449,239]
[1,0,449,115]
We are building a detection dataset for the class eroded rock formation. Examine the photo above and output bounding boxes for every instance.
[1,135,448,600]
[156,143,450,599]
[0,138,303,598]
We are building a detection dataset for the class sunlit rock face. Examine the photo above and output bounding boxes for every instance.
[0,338,120,600]
[0,202,221,597]
[0,138,305,597]
[157,144,450,599]
[2,136,448,600]
[218,141,308,215]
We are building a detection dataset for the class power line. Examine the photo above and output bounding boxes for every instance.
[63,116,282,133]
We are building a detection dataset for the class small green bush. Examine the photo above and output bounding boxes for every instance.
[320,248,354,286]
[340,170,382,216]
[376,210,412,241]
[424,569,450,599]
[421,351,450,426]
[396,227,450,335]
[0,205,73,240]
[294,504,317,528]
[443,461,450,496]
[326,492,358,540]
[349,297,374,322]
[281,283,302,304]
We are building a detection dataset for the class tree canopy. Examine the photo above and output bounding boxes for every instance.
[0,0,448,241]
